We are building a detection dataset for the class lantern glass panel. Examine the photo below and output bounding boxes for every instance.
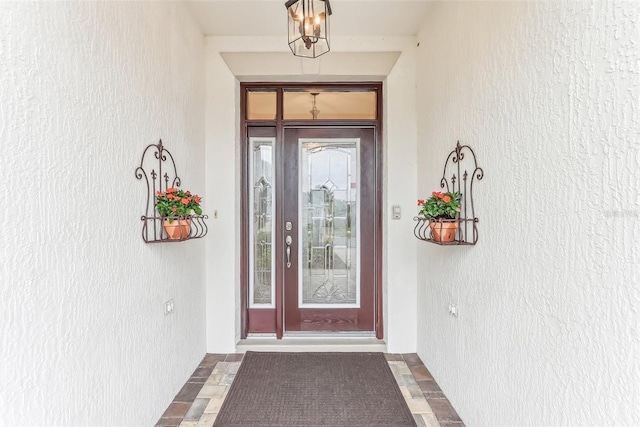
[287,0,331,58]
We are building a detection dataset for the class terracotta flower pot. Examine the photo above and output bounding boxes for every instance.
[429,219,459,242]
[163,218,192,240]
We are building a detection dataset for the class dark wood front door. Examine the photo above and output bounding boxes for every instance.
[242,82,383,339]
[282,127,377,333]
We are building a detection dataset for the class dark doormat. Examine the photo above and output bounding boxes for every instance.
[213,351,417,427]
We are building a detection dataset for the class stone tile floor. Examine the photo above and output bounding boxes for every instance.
[156,353,464,427]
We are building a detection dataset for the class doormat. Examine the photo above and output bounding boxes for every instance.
[213,351,417,427]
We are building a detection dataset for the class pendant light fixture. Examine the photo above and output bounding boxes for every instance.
[285,0,332,59]
[309,92,320,119]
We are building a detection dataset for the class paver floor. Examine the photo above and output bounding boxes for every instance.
[157,353,464,427]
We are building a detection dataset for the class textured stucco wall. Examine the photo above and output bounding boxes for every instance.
[204,36,418,353]
[415,1,639,425]
[0,2,206,425]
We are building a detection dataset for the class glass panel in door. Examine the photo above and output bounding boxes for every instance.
[249,137,275,307]
[299,140,359,307]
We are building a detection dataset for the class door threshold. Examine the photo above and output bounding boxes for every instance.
[236,336,387,353]
[283,331,377,339]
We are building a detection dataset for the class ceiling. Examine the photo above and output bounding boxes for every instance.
[183,0,433,37]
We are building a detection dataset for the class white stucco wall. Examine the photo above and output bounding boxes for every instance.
[204,37,240,353]
[415,1,639,425]
[383,41,418,353]
[204,36,418,353]
[0,2,206,425]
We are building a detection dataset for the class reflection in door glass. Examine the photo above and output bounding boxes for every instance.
[300,140,359,307]
[284,91,377,120]
[250,138,275,306]
[247,91,276,120]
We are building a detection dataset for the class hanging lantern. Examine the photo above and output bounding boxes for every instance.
[285,0,332,58]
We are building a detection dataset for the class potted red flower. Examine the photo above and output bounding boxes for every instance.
[417,191,462,242]
[155,188,203,240]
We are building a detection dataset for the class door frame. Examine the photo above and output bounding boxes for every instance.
[240,82,383,340]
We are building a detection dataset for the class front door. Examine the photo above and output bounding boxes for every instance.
[282,127,377,333]
[242,83,382,339]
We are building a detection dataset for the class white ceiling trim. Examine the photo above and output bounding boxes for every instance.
[221,51,402,82]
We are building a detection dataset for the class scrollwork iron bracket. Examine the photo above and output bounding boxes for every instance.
[414,141,483,245]
[135,139,208,243]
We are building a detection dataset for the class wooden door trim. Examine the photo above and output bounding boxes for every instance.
[375,86,383,340]
[275,88,284,339]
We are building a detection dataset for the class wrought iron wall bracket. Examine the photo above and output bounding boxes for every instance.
[135,139,208,243]
[414,141,483,245]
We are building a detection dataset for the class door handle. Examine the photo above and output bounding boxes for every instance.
[285,235,292,268]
